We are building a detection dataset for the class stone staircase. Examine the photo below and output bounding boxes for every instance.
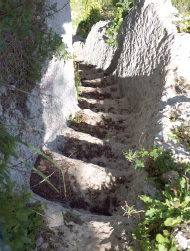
[30,63,140,251]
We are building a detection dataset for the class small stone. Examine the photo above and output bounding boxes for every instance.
[36,236,44,247]
[40,243,49,249]
[161,170,179,184]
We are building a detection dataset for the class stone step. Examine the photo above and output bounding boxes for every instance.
[80,84,121,99]
[78,97,130,115]
[76,63,96,71]
[80,72,105,81]
[42,200,140,251]
[78,67,103,75]
[70,109,134,144]
[56,128,130,170]
[81,77,111,88]
[31,152,133,216]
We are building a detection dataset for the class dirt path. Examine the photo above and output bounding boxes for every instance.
[30,63,140,251]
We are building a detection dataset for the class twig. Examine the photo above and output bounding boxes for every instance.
[0,83,41,100]
[30,171,56,188]
[49,1,70,15]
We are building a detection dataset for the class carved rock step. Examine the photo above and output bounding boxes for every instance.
[57,128,130,170]
[31,153,133,216]
[81,76,111,88]
[80,84,121,99]
[70,109,134,144]
[78,67,102,75]
[43,201,139,251]
[78,97,130,115]
[80,72,105,81]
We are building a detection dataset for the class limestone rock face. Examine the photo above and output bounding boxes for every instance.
[73,41,85,61]
[0,0,77,187]
[80,1,190,249]
[84,21,116,70]
[83,0,190,170]
[161,170,178,184]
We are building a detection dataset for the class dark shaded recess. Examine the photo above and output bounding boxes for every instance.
[60,137,122,164]
[30,156,115,216]
[81,91,111,100]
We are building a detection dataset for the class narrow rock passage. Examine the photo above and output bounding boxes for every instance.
[30,63,140,250]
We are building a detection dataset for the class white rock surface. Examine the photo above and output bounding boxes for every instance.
[79,1,190,248]
[83,0,190,165]
[0,0,77,187]
[84,20,117,70]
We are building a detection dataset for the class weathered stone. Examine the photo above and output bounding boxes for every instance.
[40,243,49,249]
[73,41,85,61]
[84,21,116,70]
[36,236,44,247]
[161,170,179,184]
[0,0,77,187]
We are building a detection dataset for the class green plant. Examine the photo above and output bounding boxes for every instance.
[74,115,84,123]
[171,0,190,33]
[123,143,190,250]
[0,182,45,250]
[106,7,124,46]
[124,144,178,174]
[172,0,190,16]
[55,43,72,64]
[74,63,82,100]
[0,125,65,193]
[0,124,67,249]
[123,149,139,162]
[169,112,180,122]
[169,125,190,151]
[62,211,81,226]
[69,114,73,122]
[133,171,190,251]
[78,8,104,38]
[0,0,71,110]
[116,0,134,15]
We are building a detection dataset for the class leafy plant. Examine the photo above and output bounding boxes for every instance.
[124,144,179,176]
[74,63,82,100]
[169,125,190,151]
[123,142,190,250]
[55,43,72,64]
[78,8,104,38]
[0,124,66,249]
[172,0,190,16]
[123,149,139,162]
[106,7,124,46]
[0,0,71,110]
[74,115,84,124]
[171,0,190,33]
[116,0,134,15]
[0,182,45,250]
[133,171,190,251]
[69,114,73,122]
[0,126,65,193]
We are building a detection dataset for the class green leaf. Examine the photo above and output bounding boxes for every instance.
[164,216,182,227]
[156,233,170,244]
[19,158,59,193]
[163,229,170,237]
[140,195,153,203]
[185,196,190,202]
[156,244,168,251]
[179,177,186,189]
[145,208,156,217]
[135,159,145,169]
[169,246,177,251]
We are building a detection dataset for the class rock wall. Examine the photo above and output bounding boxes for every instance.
[0,0,77,188]
[79,0,190,210]
[83,0,190,157]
